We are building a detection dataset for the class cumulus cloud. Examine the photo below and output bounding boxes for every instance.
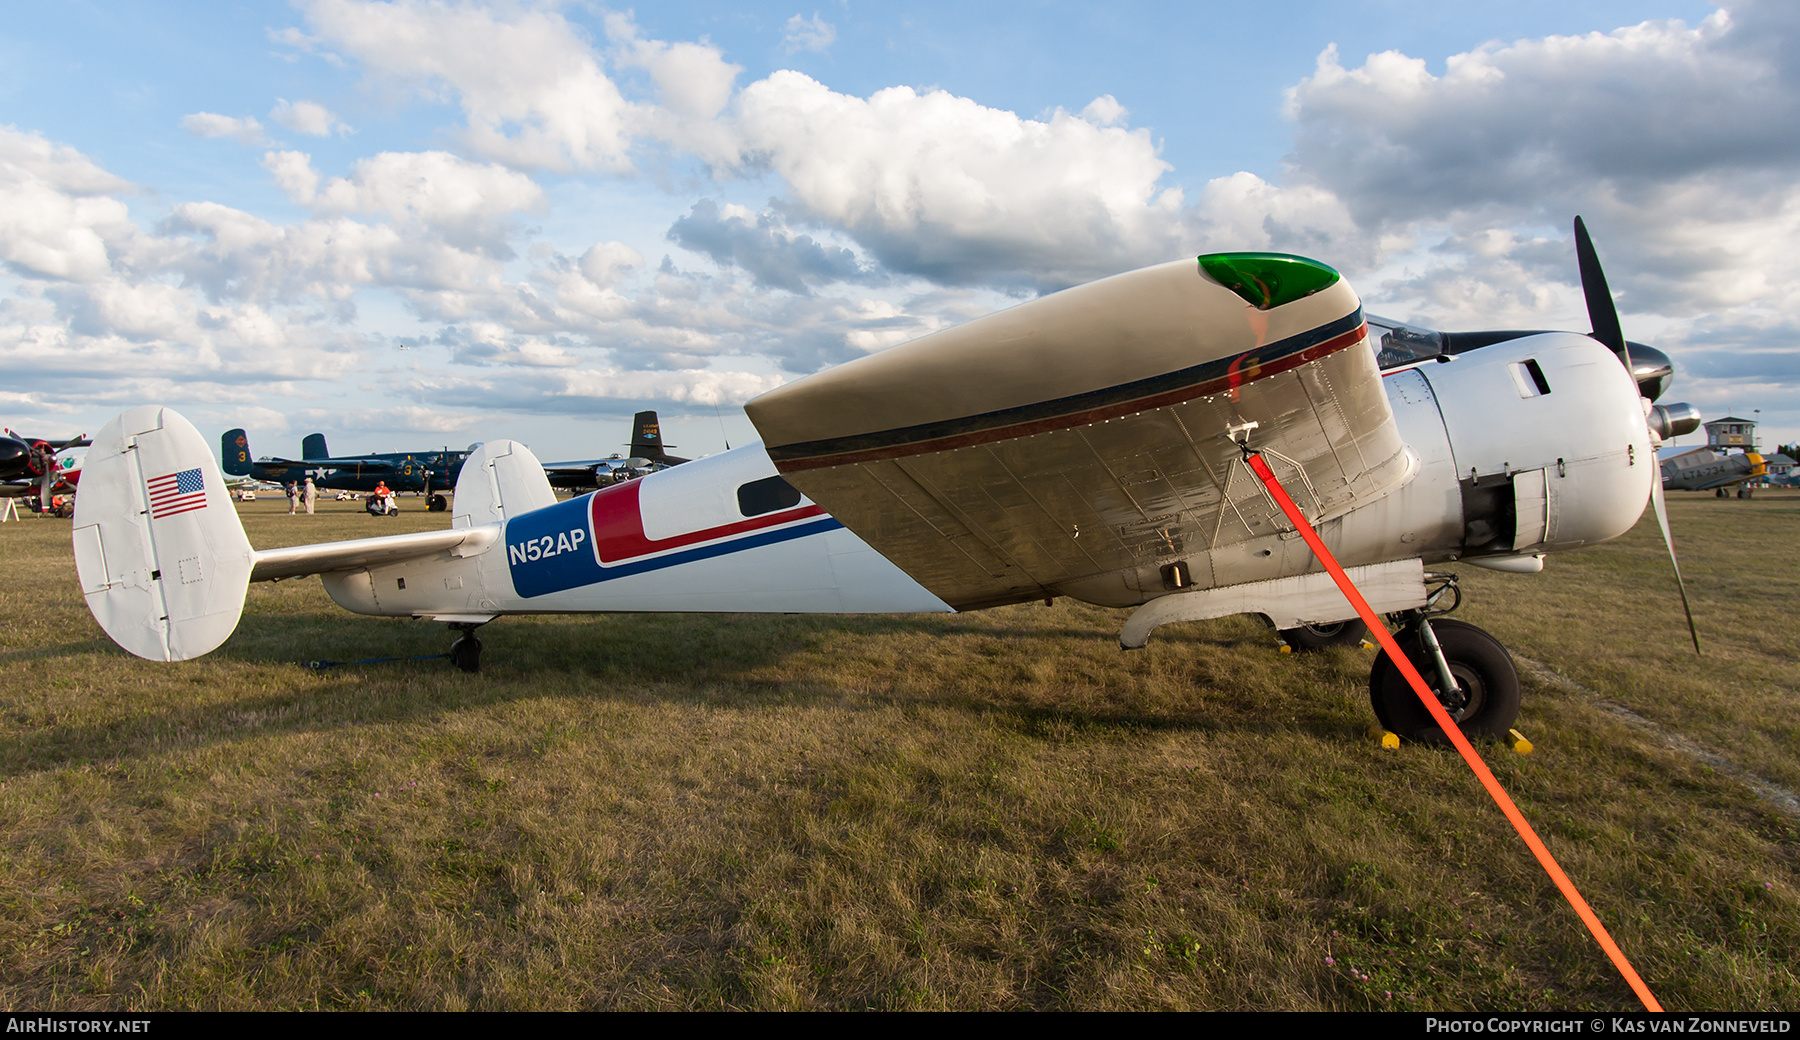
[1287,7,1800,222]
[720,74,1190,290]
[1283,0,1800,325]
[262,150,321,204]
[422,362,788,417]
[436,322,579,368]
[667,199,870,294]
[180,112,266,145]
[783,13,836,54]
[309,151,544,252]
[288,2,1211,291]
[24,0,1800,449]
[578,241,644,288]
[270,98,351,136]
[0,127,137,283]
[294,0,642,173]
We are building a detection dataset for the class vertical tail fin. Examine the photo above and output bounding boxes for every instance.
[77,407,254,661]
[301,433,329,460]
[630,411,668,460]
[221,428,252,476]
[451,440,556,528]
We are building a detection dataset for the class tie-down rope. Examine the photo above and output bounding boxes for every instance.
[1242,449,1661,1012]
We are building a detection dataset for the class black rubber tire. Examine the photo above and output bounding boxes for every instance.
[428,494,448,512]
[1279,618,1369,651]
[1368,619,1520,743]
[450,635,482,674]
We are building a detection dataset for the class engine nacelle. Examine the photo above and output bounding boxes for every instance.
[1384,333,1654,564]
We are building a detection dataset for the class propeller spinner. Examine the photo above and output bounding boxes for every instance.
[1575,216,1701,654]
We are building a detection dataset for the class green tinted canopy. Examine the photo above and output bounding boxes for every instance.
[1197,253,1340,311]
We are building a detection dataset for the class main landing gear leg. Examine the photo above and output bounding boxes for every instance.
[448,622,484,674]
[1367,574,1521,743]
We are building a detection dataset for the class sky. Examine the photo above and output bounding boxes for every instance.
[5,0,1794,463]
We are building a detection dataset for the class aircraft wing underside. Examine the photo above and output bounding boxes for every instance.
[747,258,1412,611]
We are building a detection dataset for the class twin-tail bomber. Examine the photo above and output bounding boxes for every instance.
[71,222,1700,741]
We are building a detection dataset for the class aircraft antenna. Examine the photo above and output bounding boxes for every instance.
[713,403,731,452]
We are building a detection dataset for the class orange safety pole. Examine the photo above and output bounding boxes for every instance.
[1242,449,1662,1012]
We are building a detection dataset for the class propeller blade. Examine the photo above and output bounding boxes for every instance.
[1574,216,1630,365]
[1580,216,1698,652]
[1649,477,1702,655]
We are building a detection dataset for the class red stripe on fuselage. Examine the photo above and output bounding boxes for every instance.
[587,479,826,563]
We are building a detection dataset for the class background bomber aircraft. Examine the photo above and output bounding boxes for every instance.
[222,429,472,511]
[75,220,1701,744]
[541,411,692,491]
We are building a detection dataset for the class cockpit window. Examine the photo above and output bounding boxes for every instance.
[737,476,803,517]
[1368,314,1446,369]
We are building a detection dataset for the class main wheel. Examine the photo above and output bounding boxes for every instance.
[1279,618,1369,651]
[428,493,448,512]
[1368,619,1520,743]
[450,634,482,674]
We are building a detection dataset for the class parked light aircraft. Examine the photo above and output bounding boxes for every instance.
[222,429,472,511]
[71,219,1702,741]
[1,430,88,509]
[1659,446,1766,493]
[541,411,692,490]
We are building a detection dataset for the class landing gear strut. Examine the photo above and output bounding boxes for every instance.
[1368,574,1521,743]
[448,622,484,674]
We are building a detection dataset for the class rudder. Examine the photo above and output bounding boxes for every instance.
[221,428,252,476]
[302,433,329,460]
[630,411,667,459]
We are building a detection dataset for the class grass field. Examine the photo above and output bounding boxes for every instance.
[1,491,1796,1010]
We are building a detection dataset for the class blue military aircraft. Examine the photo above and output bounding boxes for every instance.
[221,429,471,511]
[540,410,692,490]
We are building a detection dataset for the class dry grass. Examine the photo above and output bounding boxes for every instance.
[0,492,1795,1010]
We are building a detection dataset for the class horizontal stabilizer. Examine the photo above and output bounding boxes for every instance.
[75,407,255,661]
[251,526,498,582]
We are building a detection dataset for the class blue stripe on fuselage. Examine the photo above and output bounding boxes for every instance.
[504,494,845,599]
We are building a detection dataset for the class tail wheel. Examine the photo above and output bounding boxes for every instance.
[1369,619,1520,743]
[450,633,482,673]
[1279,618,1368,651]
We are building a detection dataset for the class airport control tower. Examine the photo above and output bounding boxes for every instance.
[1705,416,1758,453]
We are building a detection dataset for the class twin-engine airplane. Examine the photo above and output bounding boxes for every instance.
[222,429,471,511]
[71,220,1701,741]
[541,410,693,490]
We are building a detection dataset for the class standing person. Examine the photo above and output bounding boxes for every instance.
[286,481,299,515]
[303,476,317,515]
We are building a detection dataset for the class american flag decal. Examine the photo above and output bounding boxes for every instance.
[147,467,208,519]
